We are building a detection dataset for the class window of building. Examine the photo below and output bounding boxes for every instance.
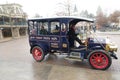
[0,8,2,14]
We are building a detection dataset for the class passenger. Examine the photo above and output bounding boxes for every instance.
[52,25,60,35]
[30,29,37,35]
[40,26,47,35]
[30,27,37,35]
[68,24,84,47]
[61,24,67,35]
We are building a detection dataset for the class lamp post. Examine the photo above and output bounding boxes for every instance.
[9,11,14,38]
[0,27,3,39]
[9,6,14,38]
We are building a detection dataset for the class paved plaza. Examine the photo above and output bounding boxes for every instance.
[0,33,120,80]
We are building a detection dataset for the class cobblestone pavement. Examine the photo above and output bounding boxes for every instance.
[0,34,120,80]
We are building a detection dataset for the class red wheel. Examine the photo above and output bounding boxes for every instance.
[88,50,112,70]
[32,46,45,62]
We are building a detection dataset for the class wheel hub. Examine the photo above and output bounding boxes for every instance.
[33,48,42,61]
[96,58,102,63]
[35,50,40,56]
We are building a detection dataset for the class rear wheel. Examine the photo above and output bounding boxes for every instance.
[88,50,112,70]
[32,46,45,62]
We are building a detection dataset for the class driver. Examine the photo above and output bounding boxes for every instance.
[68,24,84,47]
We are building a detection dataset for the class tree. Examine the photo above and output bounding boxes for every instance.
[96,6,102,15]
[80,10,88,17]
[80,10,95,18]
[108,10,120,23]
[88,13,95,18]
[55,0,74,16]
[96,6,108,28]
[34,13,42,18]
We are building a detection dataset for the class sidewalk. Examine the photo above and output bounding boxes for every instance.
[0,37,12,43]
[0,36,27,43]
[96,31,120,35]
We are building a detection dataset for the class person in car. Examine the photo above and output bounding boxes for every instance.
[52,25,60,35]
[68,24,84,47]
[40,26,47,35]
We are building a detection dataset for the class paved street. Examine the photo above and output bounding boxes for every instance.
[0,34,120,80]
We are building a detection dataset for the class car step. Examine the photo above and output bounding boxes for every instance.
[65,56,83,61]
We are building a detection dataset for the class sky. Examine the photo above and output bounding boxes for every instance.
[0,0,120,18]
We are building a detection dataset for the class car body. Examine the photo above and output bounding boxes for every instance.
[28,16,118,70]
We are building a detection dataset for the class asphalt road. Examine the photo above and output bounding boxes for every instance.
[0,34,120,80]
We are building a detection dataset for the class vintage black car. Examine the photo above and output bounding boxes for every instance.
[28,16,118,70]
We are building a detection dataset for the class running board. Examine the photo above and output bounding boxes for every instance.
[65,57,83,61]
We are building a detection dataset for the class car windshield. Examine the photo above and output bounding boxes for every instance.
[74,21,94,40]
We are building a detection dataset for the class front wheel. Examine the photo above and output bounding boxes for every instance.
[88,50,112,70]
[32,46,45,62]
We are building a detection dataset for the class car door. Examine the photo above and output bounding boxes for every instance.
[49,21,61,50]
[60,23,69,52]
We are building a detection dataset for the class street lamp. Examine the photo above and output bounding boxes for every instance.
[0,27,4,39]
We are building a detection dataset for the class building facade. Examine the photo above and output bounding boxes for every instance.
[0,3,27,39]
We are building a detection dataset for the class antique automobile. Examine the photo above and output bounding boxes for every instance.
[28,16,118,70]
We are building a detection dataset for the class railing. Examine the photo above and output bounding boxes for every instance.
[13,22,27,25]
[0,21,27,27]
[0,22,4,25]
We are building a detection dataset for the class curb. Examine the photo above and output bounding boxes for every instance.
[96,31,120,35]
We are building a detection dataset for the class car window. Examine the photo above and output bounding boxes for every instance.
[38,22,48,35]
[50,21,60,35]
[28,21,37,35]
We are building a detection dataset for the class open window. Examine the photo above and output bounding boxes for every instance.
[61,23,67,35]
[28,21,37,35]
[50,21,60,35]
[38,21,48,35]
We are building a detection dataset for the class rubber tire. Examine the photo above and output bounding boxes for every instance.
[32,46,45,62]
[88,50,112,70]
